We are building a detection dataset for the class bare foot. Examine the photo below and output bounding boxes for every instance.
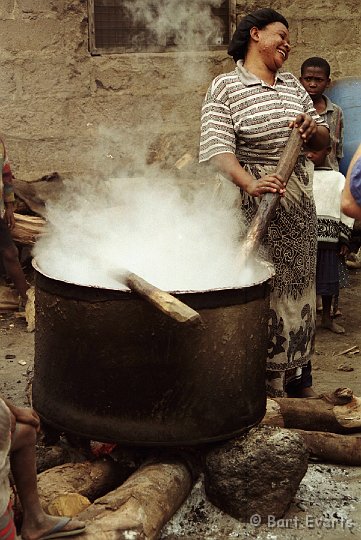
[321,319,345,334]
[287,386,319,398]
[21,516,85,540]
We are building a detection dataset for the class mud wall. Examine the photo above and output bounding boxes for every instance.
[0,0,360,179]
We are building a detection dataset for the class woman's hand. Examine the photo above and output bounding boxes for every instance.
[246,174,286,197]
[210,154,286,197]
[289,114,317,143]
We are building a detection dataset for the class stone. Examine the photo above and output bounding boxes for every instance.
[204,424,309,522]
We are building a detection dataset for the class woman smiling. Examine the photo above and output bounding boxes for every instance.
[200,8,329,397]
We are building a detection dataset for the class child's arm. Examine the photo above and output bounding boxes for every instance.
[0,395,40,432]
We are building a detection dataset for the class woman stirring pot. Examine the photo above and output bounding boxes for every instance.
[200,9,329,397]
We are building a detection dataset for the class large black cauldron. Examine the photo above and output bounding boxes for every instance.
[32,263,273,445]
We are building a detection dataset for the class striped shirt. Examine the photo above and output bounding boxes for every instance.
[200,61,326,165]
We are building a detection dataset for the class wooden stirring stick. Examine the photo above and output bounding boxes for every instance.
[111,270,201,325]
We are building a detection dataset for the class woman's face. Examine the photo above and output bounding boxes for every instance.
[255,22,291,72]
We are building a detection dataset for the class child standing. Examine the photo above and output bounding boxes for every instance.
[0,138,29,303]
[306,146,354,334]
[300,57,344,172]
[300,57,347,318]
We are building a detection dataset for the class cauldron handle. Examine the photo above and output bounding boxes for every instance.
[111,270,202,325]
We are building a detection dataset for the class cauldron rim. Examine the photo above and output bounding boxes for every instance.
[32,258,275,295]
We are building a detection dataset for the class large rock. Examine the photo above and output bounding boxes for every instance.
[204,425,308,522]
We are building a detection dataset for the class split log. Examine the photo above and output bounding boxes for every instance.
[47,493,90,517]
[293,429,361,466]
[37,460,130,516]
[77,459,193,540]
[12,213,45,246]
[263,388,361,433]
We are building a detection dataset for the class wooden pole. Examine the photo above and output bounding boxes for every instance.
[111,271,201,325]
[243,128,303,255]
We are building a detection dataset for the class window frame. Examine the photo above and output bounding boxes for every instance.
[88,0,236,55]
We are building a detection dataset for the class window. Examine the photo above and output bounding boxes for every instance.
[88,0,236,55]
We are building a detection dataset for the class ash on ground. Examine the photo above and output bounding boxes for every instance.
[162,464,361,539]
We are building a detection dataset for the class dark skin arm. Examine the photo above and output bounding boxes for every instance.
[210,153,286,196]
[4,201,16,230]
[210,114,329,196]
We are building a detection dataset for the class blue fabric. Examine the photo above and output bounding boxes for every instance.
[350,156,361,205]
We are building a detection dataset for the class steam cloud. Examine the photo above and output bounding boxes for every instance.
[33,2,272,292]
[33,172,270,292]
[122,0,227,49]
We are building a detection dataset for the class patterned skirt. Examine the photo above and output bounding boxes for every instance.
[242,161,317,397]
[0,503,16,540]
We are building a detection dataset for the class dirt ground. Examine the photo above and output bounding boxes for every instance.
[1,267,361,539]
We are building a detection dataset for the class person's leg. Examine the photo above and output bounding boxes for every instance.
[1,244,29,303]
[321,295,344,333]
[286,362,318,398]
[332,294,342,318]
[10,423,85,540]
[0,217,29,302]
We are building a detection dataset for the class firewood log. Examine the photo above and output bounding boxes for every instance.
[77,459,193,540]
[263,388,361,433]
[11,213,45,245]
[292,429,361,466]
[37,460,130,516]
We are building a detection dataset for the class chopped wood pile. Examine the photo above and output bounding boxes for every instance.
[11,213,45,246]
[263,387,361,465]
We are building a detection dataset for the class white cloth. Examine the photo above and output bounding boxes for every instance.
[313,168,354,243]
[0,399,11,516]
